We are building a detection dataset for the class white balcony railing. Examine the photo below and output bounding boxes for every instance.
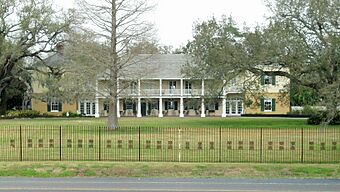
[183,89,202,95]
[163,89,181,95]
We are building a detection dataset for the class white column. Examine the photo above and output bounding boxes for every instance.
[95,98,100,118]
[137,97,142,117]
[222,80,227,117]
[201,98,206,117]
[222,98,226,117]
[158,98,163,117]
[137,79,142,117]
[179,98,184,117]
[201,79,205,117]
[94,79,100,118]
[180,79,184,117]
[180,79,183,96]
[159,79,162,96]
[117,98,120,118]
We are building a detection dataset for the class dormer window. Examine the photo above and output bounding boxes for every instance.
[261,74,276,85]
[264,75,272,85]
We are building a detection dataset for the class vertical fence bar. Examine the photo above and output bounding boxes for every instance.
[138,126,141,162]
[19,125,23,161]
[59,126,62,161]
[98,126,101,161]
[301,127,304,163]
[260,128,263,163]
[219,126,222,163]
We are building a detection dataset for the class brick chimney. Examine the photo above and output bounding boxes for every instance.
[56,43,64,53]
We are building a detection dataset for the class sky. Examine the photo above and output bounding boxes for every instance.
[56,0,269,48]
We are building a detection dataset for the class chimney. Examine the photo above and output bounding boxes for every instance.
[56,43,64,53]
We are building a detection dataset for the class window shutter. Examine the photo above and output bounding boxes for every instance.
[272,75,276,85]
[272,99,276,111]
[260,75,265,85]
[165,101,168,110]
[260,98,264,112]
[215,103,219,110]
[174,101,178,110]
[47,102,51,112]
[58,102,63,112]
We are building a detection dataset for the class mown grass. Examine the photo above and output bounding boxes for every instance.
[0,162,339,178]
[1,117,340,128]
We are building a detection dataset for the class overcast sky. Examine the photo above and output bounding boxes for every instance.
[57,0,269,48]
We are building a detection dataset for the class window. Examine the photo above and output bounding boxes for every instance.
[168,101,175,110]
[184,81,192,94]
[169,81,176,89]
[207,102,219,111]
[80,102,84,114]
[48,98,61,112]
[92,102,96,115]
[165,100,177,110]
[231,102,236,114]
[86,102,91,114]
[130,81,137,94]
[237,101,243,114]
[226,101,230,114]
[169,81,176,94]
[264,99,272,112]
[103,102,109,111]
[261,74,276,85]
[264,75,272,85]
[150,103,158,110]
[261,98,276,112]
[126,102,133,110]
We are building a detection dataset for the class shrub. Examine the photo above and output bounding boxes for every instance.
[6,110,40,118]
[307,112,340,125]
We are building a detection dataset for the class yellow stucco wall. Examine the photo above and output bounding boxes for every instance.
[32,98,77,116]
[244,93,290,114]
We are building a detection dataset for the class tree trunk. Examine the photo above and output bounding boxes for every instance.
[107,95,118,129]
[0,92,8,115]
[107,0,119,130]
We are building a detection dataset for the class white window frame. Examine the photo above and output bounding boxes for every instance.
[264,99,273,112]
[264,75,272,85]
[50,98,59,112]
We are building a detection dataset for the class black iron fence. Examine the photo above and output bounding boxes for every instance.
[0,126,339,163]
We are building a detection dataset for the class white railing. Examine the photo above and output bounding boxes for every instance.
[162,89,181,95]
[183,89,201,95]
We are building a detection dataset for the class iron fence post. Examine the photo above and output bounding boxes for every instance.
[59,126,62,161]
[19,125,23,162]
[138,126,141,162]
[301,128,304,163]
[99,126,101,161]
[219,126,222,163]
[260,128,263,163]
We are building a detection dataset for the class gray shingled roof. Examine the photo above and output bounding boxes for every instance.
[120,54,189,79]
[44,52,64,67]
[45,52,189,79]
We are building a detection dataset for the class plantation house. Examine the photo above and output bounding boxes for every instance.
[31,54,290,117]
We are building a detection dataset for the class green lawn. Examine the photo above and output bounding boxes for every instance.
[0,162,339,178]
[0,117,339,163]
[1,117,339,128]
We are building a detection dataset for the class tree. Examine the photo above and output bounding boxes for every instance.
[183,0,339,122]
[0,0,74,113]
[73,0,155,129]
